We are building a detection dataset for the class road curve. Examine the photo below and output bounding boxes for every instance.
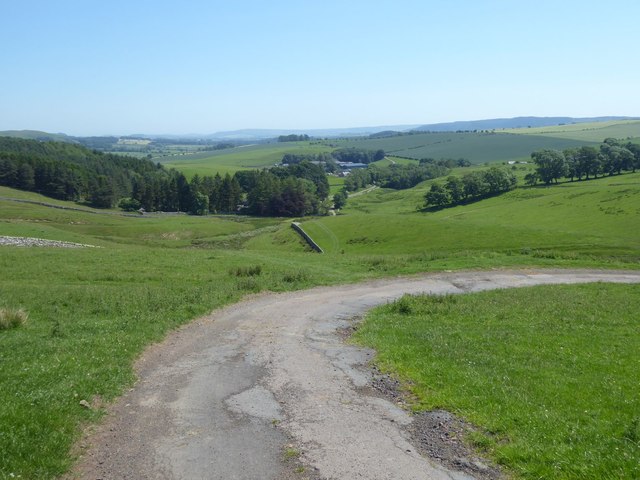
[71,269,640,480]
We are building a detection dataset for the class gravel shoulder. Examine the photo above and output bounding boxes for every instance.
[68,269,640,480]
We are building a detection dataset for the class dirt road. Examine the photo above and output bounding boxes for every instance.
[71,269,640,480]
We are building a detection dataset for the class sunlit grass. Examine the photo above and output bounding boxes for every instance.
[355,284,640,479]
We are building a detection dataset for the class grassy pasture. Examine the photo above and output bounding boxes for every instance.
[159,142,334,177]
[154,120,639,177]
[302,171,640,264]
[0,198,276,249]
[502,119,640,142]
[328,120,640,163]
[328,174,346,195]
[331,131,597,163]
[355,284,640,479]
[1,166,639,478]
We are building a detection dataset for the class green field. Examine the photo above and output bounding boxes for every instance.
[1,166,639,478]
[301,171,640,264]
[159,142,334,177]
[502,119,640,142]
[355,284,640,479]
[151,120,640,178]
[330,132,597,163]
[327,120,640,163]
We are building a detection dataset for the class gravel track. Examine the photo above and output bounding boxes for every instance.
[0,235,99,248]
[69,269,640,480]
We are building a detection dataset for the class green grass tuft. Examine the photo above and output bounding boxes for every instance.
[229,264,263,277]
[0,307,28,330]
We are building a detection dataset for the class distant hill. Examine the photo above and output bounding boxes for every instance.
[0,130,77,143]
[413,116,639,132]
[4,116,639,143]
[202,125,422,141]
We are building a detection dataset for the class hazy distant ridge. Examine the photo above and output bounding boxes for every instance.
[203,125,422,140]
[413,116,639,132]
[2,116,639,142]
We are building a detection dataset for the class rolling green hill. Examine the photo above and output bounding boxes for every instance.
[300,171,640,263]
[1,167,639,478]
[332,131,597,163]
[149,120,640,177]
[0,130,76,143]
[1,151,639,478]
[158,142,334,177]
[503,119,640,142]
[330,120,640,164]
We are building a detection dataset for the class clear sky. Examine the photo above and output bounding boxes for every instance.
[2,0,639,136]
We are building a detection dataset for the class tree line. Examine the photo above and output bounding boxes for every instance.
[281,152,339,173]
[424,167,517,208]
[0,137,331,217]
[342,163,450,192]
[332,148,385,164]
[528,139,640,185]
[0,137,163,208]
[112,162,330,217]
[281,148,386,170]
[278,134,310,142]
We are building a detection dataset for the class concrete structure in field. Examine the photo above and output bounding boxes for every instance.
[291,222,323,253]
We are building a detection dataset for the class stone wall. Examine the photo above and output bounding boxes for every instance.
[291,222,323,253]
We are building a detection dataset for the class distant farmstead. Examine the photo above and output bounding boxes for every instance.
[337,162,368,169]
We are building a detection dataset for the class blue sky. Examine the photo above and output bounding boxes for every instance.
[2,0,639,135]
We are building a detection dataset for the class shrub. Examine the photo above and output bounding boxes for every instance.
[118,197,142,212]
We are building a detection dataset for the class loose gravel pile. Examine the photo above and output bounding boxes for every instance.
[0,236,98,248]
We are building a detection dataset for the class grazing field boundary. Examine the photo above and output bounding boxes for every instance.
[291,222,324,253]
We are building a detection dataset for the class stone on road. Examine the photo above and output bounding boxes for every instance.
[71,269,640,480]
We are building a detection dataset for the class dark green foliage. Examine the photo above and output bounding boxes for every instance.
[332,148,384,164]
[281,152,338,173]
[278,134,310,142]
[270,161,329,199]
[424,183,451,207]
[531,149,567,184]
[532,139,638,185]
[118,197,142,211]
[524,172,539,186]
[600,143,634,176]
[342,163,449,192]
[190,192,209,215]
[378,163,448,189]
[333,189,348,209]
[240,161,330,217]
[420,157,471,168]
[343,168,374,191]
[89,175,115,208]
[244,170,321,217]
[425,167,517,207]
[0,137,163,204]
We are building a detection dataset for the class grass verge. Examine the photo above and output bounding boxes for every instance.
[354,283,640,479]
